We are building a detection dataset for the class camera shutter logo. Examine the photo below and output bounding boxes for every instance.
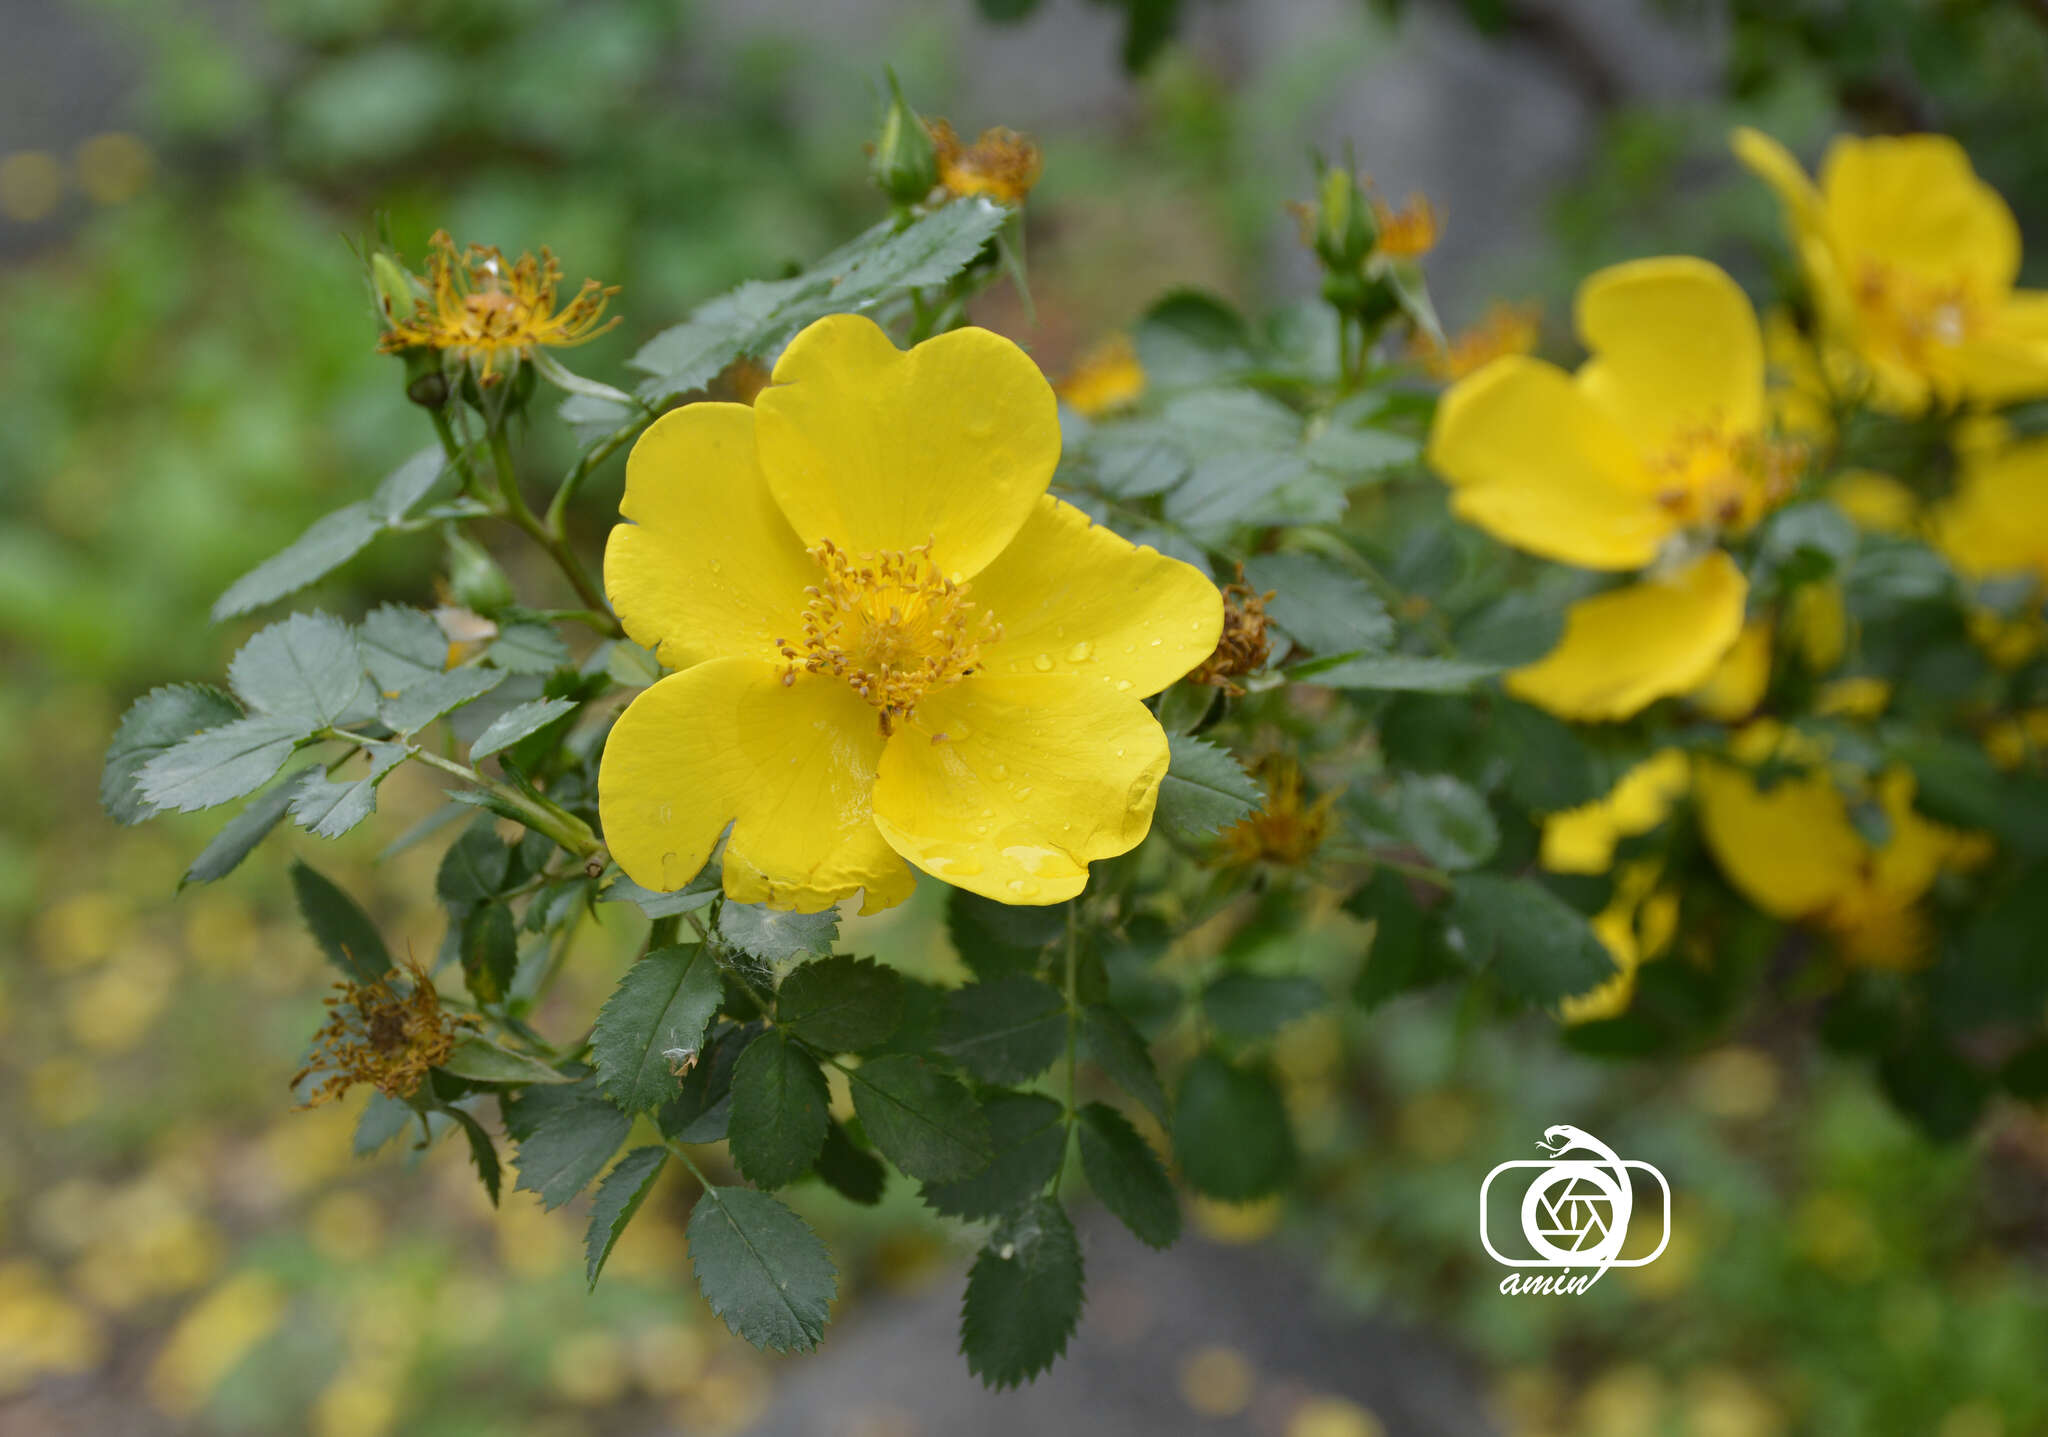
[1480,1125,1669,1294]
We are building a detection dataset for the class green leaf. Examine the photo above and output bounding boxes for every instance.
[436,819,512,905]
[630,273,822,397]
[1200,972,1323,1041]
[945,889,1064,979]
[181,768,308,886]
[814,1121,887,1205]
[919,1091,1066,1220]
[1446,875,1615,1004]
[1155,736,1263,844]
[103,683,243,824]
[601,858,723,920]
[504,1078,633,1210]
[1173,1052,1295,1200]
[137,714,307,814]
[960,1197,1085,1389]
[288,739,410,840]
[212,502,382,621]
[774,955,903,1052]
[1297,653,1501,693]
[450,1106,502,1207]
[585,1146,668,1287]
[593,945,725,1113]
[1396,773,1499,871]
[1080,1005,1169,1124]
[1240,552,1393,658]
[471,697,579,760]
[359,604,450,692]
[1077,1102,1181,1248]
[602,639,662,689]
[487,623,571,674]
[935,976,1068,1085]
[367,445,448,522]
[290,860,389,982]
[827,198,1008,303]
[379,668,507,736]
[687,1186,838,1352]
[354,1092,415,1156]
[848,1054,992,1182]
[457,902,519,1005]
[1347,868,1439,1008]
[439,1035,574,1086]
[727,1030,831,1189]
[658,1021,754,1144]
[227,611,368,724]
[719,902,840,967]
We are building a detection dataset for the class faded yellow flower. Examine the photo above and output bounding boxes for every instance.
[1220,755,1334,867]
[1412,301,1540,381]
[293,961,476,1107]
[1372,191,1440,259]
[1057,334,1147,417]
[379,230,618,386]
[927,119,1042,206]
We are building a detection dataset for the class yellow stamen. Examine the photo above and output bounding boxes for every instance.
[927,119,1043,206]
[379,230,619,386]
[1850,260,1981,372]
[779,539,1000,734]
[1645,424,1806,533]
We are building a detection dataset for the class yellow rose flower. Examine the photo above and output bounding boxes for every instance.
[1693,721,1989,969]
[1428,257,1800,720]
[1734,127,2048,413]
[597,314,1224,912]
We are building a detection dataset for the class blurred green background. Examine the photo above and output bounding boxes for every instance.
[6,1,2048,1434]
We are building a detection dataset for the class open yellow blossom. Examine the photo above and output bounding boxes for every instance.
[1429,257,1801,720]
[380,230,618,386]
[1693,721,1990,969]
[599,314,1223,911]
[1735,127,2048,412]
[927,120,1043,206]
[1540,750,1690,875]
[1057,334,1146,417]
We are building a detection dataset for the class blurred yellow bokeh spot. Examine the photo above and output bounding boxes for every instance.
[1179,1343,1256,1417]
[1287,1394,1387,1437]
[0,150,62,222]
[77,132,152,204]
[147,1271,287,1417]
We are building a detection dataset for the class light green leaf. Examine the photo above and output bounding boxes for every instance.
[1395,773,1499,871]
[687,1185,837,1352]
[227,611,368,724]
[288,739,410,840]
[718,902,840,966]
[367,444,449,522]
[1296,653,1501,693]
[439,1035,574,1086]
[486,623,571,674]
[212,504,380,621]
[359,604,450,691]
[139,714,307,814]
[181,767,309,887]
[471,697,578,760]
[103,683,243,824]
[1154,735,1262,844]
[378,667,506,735]
[1240,552,1393,658]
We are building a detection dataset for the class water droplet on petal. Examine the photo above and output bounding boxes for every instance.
[1066,641,1093,663]
[1032,653,1054,672]
[1114,679,1133,692]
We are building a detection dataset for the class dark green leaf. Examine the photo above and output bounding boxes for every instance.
[138,714,307,814]
[1200,972,1323,1041]
[1081,1004,1169,1123]
[920,1091,1066,1220]
[1155,736,1263,844]
[1396,773,1499,871]
[213,502,381,621]
[227,611,368,724]
[180,767,307,886]
[775,954,904,1052]
[1446,875,1615,1004]
[960,1197,1085,1389]
[1173,1052,1295,1200]
[585,1146,667,1286]
[450,1106,502,1207]
[458,902,519,1005]
[815,1121,887,1205]
[727,1031,831,1189]
[354,1092,415,1156]
[1240,552,1393,658]
[946,890,1065,980]
[1347,868,1439,1007]
[658,1021,755,1144]
[1297,654,1501,693]
[688,1186,837,1352]
[505,1079,633,1211]
[436,819,512,905]
[471,696,578,760]
[593,945,724,1112]
[103,683,243,824]
[288,739,409,840]
[290,860,389,982]
[1077,1102,1180,1248]
[848,1054,992,1182]
[935,976,1068,1084]
[719,902,840,966]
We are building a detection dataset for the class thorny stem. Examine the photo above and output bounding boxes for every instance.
[486,426,622,634]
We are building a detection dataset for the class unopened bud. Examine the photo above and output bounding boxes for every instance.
[871,70,937,206]
[1311,160,1376,271]
[445,530,517,618]
[371,251,417,329]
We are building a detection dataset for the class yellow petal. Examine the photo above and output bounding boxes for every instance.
[1427,356,1670,571]
[969,495,1223,698]
[599,658,914,914]
[1574,257,1764,446]
[1692,753,1866,921]
[1820,133,2020,292]
[1561,862,1666,1024]
[1733,127,1823,237]
[605,403,816,670]
[1507,552,1748,721]
[1687,617,1773,722]
[870,675,1167,904]
[1826,469,1918,535]
[753,315,1059,580]
[1939,433,2048,584]
[1785,578,1848,673]
[1540,749,1691,875]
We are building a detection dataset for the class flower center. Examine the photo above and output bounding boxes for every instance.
[1647,423,1804,532]
[1852,260,1979,368]
[779,539,1000,733]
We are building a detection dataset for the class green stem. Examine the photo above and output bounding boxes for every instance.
[544,414,652,540]
[647,915,682,952]
[487,426,621,633]
[430,407,483,498]
[404,742,601,859]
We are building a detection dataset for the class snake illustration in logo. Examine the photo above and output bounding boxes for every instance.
[1481,1124,1669,1293]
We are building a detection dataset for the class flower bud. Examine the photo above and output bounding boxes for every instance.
[1309,159,1376,272]
[370,251,418,330]
[871,71,937,207]
[445,530,517,618]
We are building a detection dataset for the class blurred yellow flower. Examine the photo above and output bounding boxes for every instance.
[1735,127,2048,412]
[927,119,1042,206]
[1785,577,1849,673]
[379,230,619,387]
[1814,675,1892,719]
[1429,258,1801,719]
[1985,709,2048,770]
[1694,721,1990,969]
[600,314,1222,910]
[1221,754,1334,867]
[1372,190,1440,259]
[1563,859,1678,1024]
[1540,749,1690,875]
[1936,432,2048,587]
[0,1262,104,1396]
[147,1271,287,1417]
[1688,618,1773,721]
[1829,469,1920,535]
[1413,300,1541,381]
[1057,333,1147,416]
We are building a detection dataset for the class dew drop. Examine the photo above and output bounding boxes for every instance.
[708,559,722,573]
[1149,637,1163,647]
[1114,679,1134,692]
[1032,652,1054,672]
[1066,641,1093,663]
[992,763,1009,780]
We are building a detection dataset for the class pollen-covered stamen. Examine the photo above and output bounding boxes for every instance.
[1852,260,1980,366]
[779,538,1001,733]
[1647,423,1806,532]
